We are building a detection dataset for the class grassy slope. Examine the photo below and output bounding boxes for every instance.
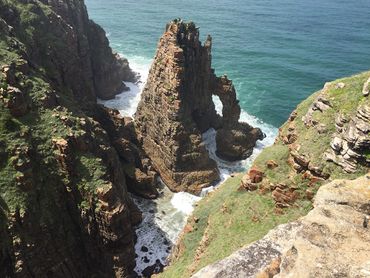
[160,71,369,277]
[0,0,109,227]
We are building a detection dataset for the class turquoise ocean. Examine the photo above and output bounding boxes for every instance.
[85,0,370,274]
[87,0,370,128]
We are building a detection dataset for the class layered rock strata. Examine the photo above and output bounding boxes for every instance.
[135,20,263,193]
[325,104,370,172]
[193,175,370,278]
[239,75,369,209]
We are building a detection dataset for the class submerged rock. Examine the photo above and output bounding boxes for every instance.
[135,20,262,193]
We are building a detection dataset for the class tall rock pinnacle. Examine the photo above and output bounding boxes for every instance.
[135,20,264,193]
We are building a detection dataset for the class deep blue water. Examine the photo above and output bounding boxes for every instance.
[86,0,370,127]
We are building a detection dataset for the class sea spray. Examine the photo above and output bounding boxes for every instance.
[97,55,278,275]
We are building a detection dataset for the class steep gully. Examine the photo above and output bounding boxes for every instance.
[99,26,277,275]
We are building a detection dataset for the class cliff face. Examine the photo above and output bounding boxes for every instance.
[2,0,136,102]
[0,0,140,276]
[240,72,370,210]
[135,20,263,193]
[193,174,370,278]
[159,71,370,278]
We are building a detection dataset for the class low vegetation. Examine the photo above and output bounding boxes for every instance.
[161,71,369,277]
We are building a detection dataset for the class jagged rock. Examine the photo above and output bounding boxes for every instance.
[330,136,343,152]
[238,174,258,191]
[142,259,164,277]
[266,160,278,169]
[0,1,141,276]
[7,0,136,101]
[271,188,298,208]
[214,76,264,160]
[135,20,262,192]
[290,150,309,169]
[302,86,332,127]
[0,86,29,116]
[192,175,370,278]
[216,122,264,161]
[335,113,348,132]
[126,168,159,199]
[326,104,370,172]
[248,167,264,183]
[363,77,370,96]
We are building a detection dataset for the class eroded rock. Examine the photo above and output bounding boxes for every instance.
[325,104,370,172]
[193,175,370,278]
[135,20,263,192]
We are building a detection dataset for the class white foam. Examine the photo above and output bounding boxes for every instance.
[97,55,278,275]
[171,192,201,215]
[97,56,152,116]
[201,97,278,195]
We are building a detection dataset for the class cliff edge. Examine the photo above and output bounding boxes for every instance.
[193,174,370,277]
[159,71,370,278]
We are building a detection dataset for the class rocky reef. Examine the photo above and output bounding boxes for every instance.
[0,0,141,276]
[135,20,263,193]
[193,174,370,278]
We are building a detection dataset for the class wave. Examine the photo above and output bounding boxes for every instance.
[98,55,277,275]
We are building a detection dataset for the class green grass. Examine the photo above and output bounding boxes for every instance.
[160,175,311,278]
[75,152,108,211]
[161,71,370,277]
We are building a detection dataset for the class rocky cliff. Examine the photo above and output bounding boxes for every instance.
[135,20,263,193]
[0,0,141,276]
[159,71,370,278]
[239,72,369,210]
[193,174,370,278]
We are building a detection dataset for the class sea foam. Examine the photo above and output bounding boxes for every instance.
[98,55,277,275]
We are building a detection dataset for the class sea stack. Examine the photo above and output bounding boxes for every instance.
[135,20,264,193]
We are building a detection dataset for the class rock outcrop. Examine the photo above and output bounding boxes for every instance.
[0,0,141,277]
[135,20,263,193]
[239,74,370,209]
[325,104,370,173]
[193,174,370,278]
[1,0,137,102]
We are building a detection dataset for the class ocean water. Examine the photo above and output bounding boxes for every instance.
[87,0,370,127]
[87,0,370,275]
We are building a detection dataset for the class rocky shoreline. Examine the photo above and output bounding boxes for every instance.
[0,1,369,277]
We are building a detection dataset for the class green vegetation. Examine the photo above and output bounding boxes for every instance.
[161,71,369,277]
[161,175,311,277]
[0,0,109,221]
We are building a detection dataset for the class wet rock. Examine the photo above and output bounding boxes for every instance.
[141,246,148,252]
[142,259,164,277]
